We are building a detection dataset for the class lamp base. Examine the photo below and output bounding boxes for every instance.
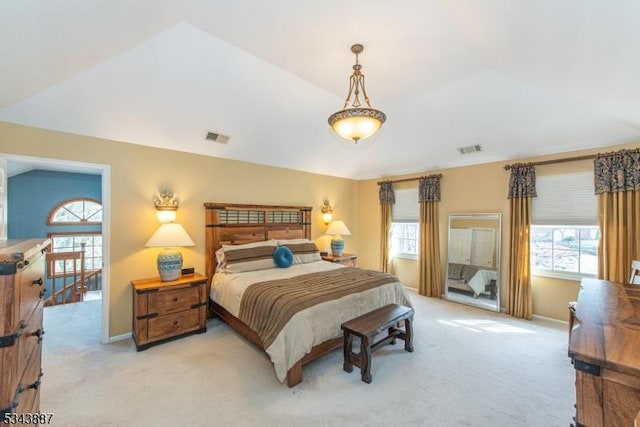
[330,238,345,257]
[157,248,183,281]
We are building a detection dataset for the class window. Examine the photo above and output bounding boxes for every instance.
[48,198,102,225]
[47,198,103,276]
[48,233,103,275]
[531,226,599,276]
[391,223,419,258]
[530,172,598,278]
[391,188,419,259]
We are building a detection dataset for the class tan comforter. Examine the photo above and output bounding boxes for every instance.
[211,262,413,382]
[239,267,404,349]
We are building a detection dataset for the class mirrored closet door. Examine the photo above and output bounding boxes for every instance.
[445,213,501,312]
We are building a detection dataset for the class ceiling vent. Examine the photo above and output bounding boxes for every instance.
[457,144,482,155]
[205,131,230,144]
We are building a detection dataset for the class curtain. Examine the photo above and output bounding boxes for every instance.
[418,175,442,297]
[594,149,640,282]
[507,164,536,320]
[379,182,395,273]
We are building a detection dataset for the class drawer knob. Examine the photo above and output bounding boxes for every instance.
[173,320,178,326]
[33,328,45,343]
[173,297,178,302]
[18,379,41,393]
[32,277,43,286]
[18,371,43,393]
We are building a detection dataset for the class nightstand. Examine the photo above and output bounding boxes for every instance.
[321,253,357,267]
[131,273,208,351]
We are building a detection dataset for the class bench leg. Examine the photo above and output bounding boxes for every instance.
[343,332,354,373]
[404,317,414,352]
[361,335,372,384]
[388,326,397,345]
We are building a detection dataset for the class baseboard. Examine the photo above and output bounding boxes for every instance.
[108,332,132,343]
[532,314,568,325]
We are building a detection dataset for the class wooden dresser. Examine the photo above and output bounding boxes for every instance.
[568,278,640,427]
[0,239,50,419]
[131,273,207,351]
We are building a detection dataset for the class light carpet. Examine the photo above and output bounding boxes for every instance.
[41,291,575,427]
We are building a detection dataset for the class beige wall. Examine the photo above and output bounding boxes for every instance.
[0,122,359,337]
[3,120,638,327]
[358,141,640,322]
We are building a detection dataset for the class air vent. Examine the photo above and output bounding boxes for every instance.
[457,144,482,155]
[205,131,230,144]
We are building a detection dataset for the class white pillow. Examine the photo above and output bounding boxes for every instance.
[220,240,278,273]
[281,241,322,264]
[215,248,226,269]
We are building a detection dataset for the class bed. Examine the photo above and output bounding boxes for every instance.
[447,263,498,298]
[204,202,413,387]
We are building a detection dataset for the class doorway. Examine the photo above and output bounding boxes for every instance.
[1,153,110,343]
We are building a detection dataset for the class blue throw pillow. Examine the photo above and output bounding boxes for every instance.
[273,246,293,268]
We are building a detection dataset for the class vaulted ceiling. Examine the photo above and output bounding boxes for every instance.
[2,1,639,179]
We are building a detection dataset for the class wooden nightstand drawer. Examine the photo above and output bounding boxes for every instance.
[148,286,201,315]
[148,309,202,341]
[131,273,207,351]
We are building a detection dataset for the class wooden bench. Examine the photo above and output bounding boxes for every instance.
[341,303,414,384]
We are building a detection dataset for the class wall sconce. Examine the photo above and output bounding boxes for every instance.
[321,199,333,225]
[146,191,194,281]
[154,191,178,223]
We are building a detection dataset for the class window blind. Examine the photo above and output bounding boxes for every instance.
[532,171,597,226]
[392,188,419,223]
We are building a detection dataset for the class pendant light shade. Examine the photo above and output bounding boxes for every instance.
[328,44,386,143]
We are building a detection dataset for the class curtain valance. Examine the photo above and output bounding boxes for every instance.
[418,175,441,202]
[507,163,537,198]
[594,149,640,194]
[379,182,395,204]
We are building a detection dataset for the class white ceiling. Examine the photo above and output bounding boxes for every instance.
[2,1,640,180]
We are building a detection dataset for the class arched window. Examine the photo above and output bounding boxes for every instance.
[47,198,103,275]
[47,198,102,225]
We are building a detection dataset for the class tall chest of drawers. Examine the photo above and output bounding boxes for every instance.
[569,278,640,427]
[0,239,50,419]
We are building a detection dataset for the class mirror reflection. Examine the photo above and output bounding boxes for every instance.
[445,213,501,312]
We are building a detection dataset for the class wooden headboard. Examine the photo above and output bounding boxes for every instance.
[204,202,312,290]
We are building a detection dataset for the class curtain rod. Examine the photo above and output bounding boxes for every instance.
[503,147,640,170]
[503,154,596,170]
[377,174,443,185]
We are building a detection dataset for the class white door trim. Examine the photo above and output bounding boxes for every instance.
[1,153,111,344]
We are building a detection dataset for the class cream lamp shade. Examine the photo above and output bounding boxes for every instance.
[145,223,195,281]
[325,220,351,256]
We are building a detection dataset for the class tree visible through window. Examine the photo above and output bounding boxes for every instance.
[47,198,102,275]
[530,226,599,277]
[391,223,419,258]
[530,172,599,278]
[49,233,103,274]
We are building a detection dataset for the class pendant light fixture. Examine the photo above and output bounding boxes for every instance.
[328,44,386,143]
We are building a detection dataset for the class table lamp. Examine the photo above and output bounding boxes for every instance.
[145,223,195,281]
[325,220,351,256]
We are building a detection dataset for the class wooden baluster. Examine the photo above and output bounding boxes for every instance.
[78,242,86,301]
